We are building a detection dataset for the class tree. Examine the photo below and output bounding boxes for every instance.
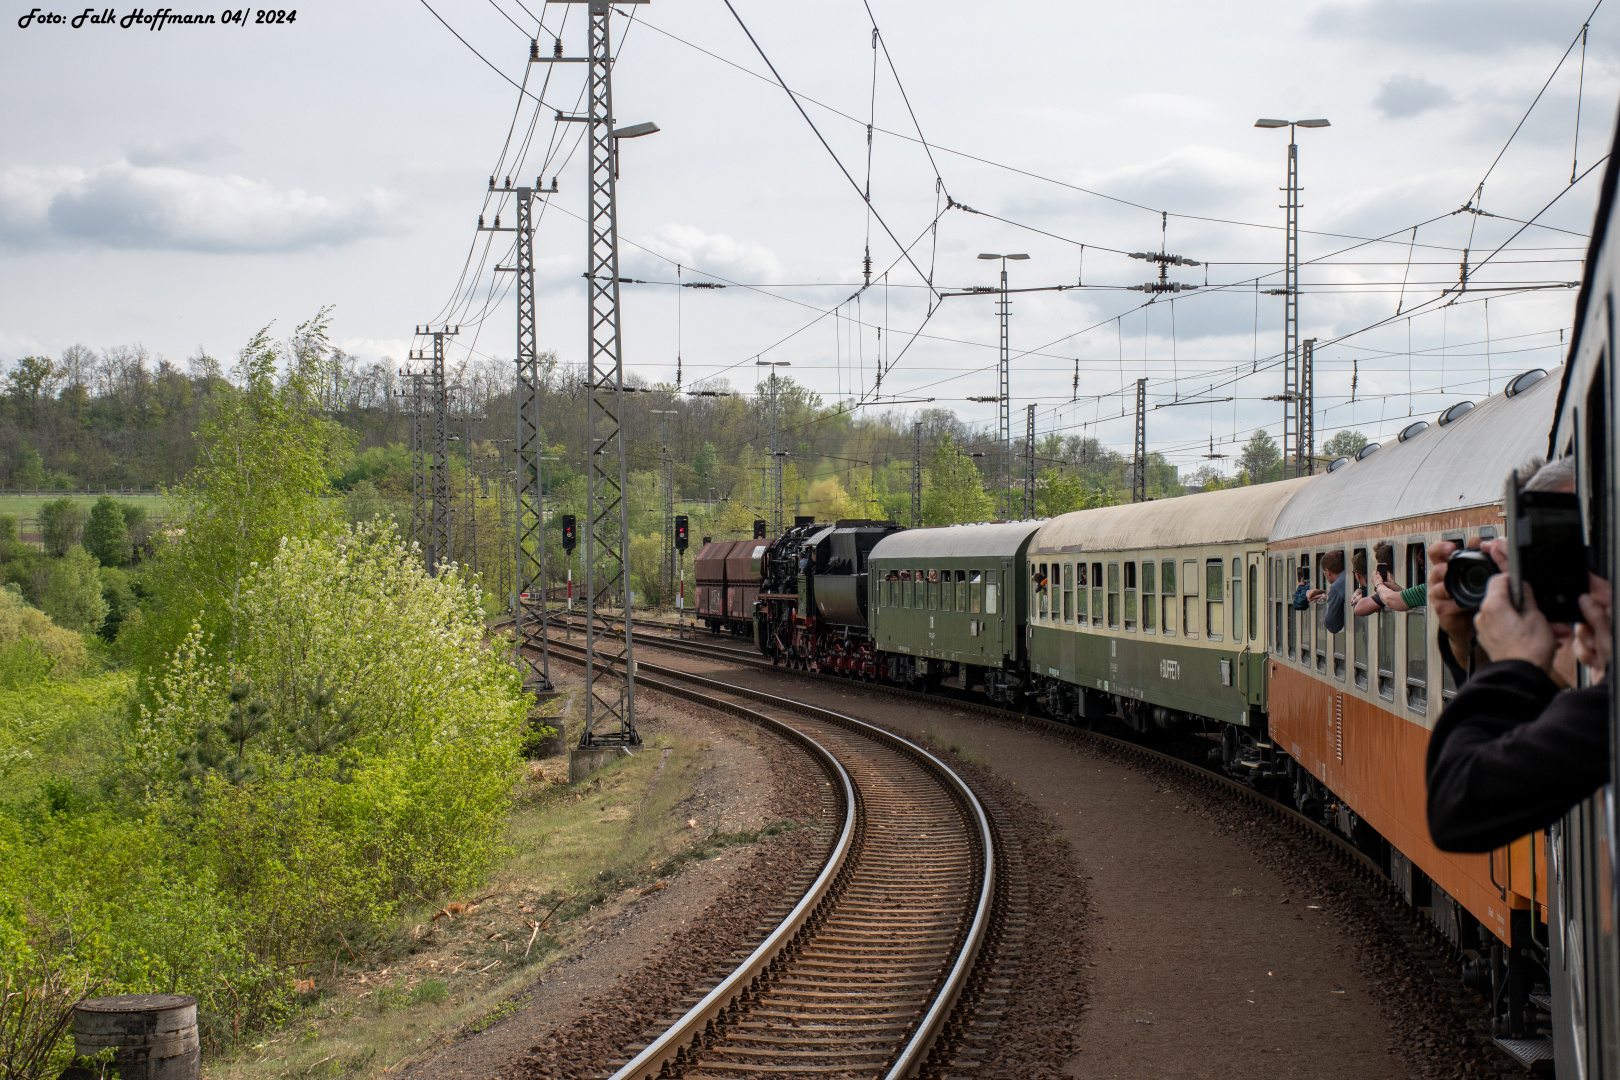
[42,546,108,633]
[15,448,44,489]
[38,498,87,556]
[922,436,995,526]
[1239,429,1282,484]
[85,495,132,567]
[140,313,350,667]
[1323,429,1369,458]
[692,441,719,484]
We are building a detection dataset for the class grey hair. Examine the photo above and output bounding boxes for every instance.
[1523,456,1577,493]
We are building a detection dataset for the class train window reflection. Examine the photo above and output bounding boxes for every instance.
[1063,563,1074,623]
[1353,547,1370,690]
[1092,562,1104,628]
[1076,562,1089,622]
[1036,563,1048,619]
[1123,561,1137,631]
[1143,559,1157,632]
[1182,560,1198,639]
[969,570,983,614]
[1286,556,1297,659]
[956,569,967,612]
[1231,558,1243,646]
[1107,562,1121,629]
[984,571,998,615]
[1205,558,1224,641]
[1161,560,1175,635]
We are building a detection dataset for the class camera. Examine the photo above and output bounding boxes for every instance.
[1505,475,1588,624]
[1444,550,1497,612]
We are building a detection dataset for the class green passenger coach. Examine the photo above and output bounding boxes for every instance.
[1026,478,1312,733]
[868,521,1043,706]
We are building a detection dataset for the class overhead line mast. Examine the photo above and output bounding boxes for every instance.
[545,0,654,751]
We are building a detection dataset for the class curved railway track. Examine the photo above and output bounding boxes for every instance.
[541,637,1006,1080]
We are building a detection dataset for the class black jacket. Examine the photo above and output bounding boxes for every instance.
[1426,659,1609,853]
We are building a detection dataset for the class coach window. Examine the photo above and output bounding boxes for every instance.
[1270,557,1284,657]
[1285,555,1298,659]
[1091,562,1104,627]
[1161,559,1176,635]
[1123,561,1138,631]
[1312,553,1327,672]
[1107,562,1121,629]
[1405,543,1427,712]
[1076,562,1089,624]
[1231,557,1243,645]
[969,570,983,614]
[1182,560,1199,639]
[931,568,942,611]
[1063,563,1075,623]
[1205,558,1224,641]
[1439,532,1464,701]
[1298,554,1310,660]
[1330,552,1346,680]
[1036,564,1048,619]
[984,570,999,615]
[956,569,968,612]
[1352,547,1370,690]
[1143,559,1157,632]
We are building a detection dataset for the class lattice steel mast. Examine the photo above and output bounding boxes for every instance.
[911,420,922,526]
[1133,377,1147,503]
[1023,403,1036,519]
[411,325,457,574]
[547,0,652,748]
[1255,117,1329,479]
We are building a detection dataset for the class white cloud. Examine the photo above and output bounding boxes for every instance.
[1374,74,1454,119]
[630,223,783,284]
[126,133,237,167]
[0,161,397,253]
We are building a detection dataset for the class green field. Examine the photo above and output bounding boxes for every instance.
[0,493,174,524]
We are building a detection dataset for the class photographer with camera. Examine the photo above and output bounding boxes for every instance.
[1425,458,1611,853]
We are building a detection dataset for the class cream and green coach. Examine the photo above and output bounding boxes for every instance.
[1026,478,1312,732]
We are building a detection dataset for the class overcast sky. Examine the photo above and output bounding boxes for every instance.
[3,0,1616,472]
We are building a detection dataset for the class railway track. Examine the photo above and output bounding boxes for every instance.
[542,636,1006,1080]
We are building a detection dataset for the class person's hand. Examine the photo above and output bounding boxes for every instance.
[1575,574,1613,681]
[1475,574,1557,673]
[1428,537,1482,663]
[1306,588,1326,602]
[1376,581,1408,612]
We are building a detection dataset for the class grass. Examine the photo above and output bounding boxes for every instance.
[0,494,174,524]
[919,726,985,766]
[212,695,789,1080]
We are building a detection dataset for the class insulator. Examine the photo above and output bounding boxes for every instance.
[494,215,500,229]
[553,37,563,57]
[487,176,494,190]
[504,175,511,189]
[529,38,538,61]
[478,215,484,229]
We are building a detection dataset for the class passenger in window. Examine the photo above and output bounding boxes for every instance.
[1352,542,1397,617]
[1321,550,1349,634]
[1425,457,1611,852]
[1290,566,1313,611]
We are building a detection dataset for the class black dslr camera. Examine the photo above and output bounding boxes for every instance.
[1444,469,1588,622]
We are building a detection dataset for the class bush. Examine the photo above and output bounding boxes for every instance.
[0,586,88,682]
[41,548,107,634]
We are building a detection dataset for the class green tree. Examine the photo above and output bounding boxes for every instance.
[41,546,108,633]
[1239,429,1282,484]
[140,313,350,667]
[85,495,132,567]
[16,447,44,489]
[1323,429,1369,458]
[692,441,719,483]
[922,436,995,526]
[38,498,86,556]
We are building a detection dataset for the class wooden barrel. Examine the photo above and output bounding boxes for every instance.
[73,994,199,1080]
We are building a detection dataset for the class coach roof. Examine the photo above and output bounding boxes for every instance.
[869,520,1043,562]
[1030,476,1315,555]
[1269,365,1562,542]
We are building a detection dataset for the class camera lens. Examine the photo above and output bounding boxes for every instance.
[1444,551,1498,612]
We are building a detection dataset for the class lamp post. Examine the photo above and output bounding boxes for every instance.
[1255,117,1329,478]
[977,253,1029,519]
[650,408,678,604]
[756,360,791,534]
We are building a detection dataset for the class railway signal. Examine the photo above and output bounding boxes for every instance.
[561,514,577,551]
[674,515,689,550]
[754,519,768,539]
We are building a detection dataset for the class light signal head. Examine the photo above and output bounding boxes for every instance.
[675,515,689,550]
[561,514,577,551]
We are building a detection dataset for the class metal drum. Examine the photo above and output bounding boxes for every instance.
[74,994,200,1080]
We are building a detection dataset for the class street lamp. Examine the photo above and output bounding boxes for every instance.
[976,254,1028,521]
[1255,117,1329,479]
